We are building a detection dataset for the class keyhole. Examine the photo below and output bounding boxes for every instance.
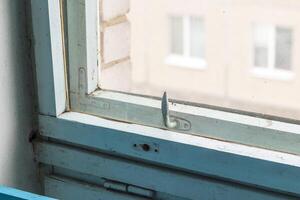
[142,144,150,152]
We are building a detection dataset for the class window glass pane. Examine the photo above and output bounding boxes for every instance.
[190,17,205,58]
[254,46,268,67]
[170,16,184,55]
[100,0,300,120]
[253,25,270,68]
[275,27,293,70]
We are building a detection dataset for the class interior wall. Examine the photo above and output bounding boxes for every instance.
[0,0,40,193]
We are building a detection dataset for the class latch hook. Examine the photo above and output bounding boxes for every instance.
[161,92,178,129]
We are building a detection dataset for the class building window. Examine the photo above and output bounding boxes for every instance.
[253,24,293,79]
[166,16,206,69]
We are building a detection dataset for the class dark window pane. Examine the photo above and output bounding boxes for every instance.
[275,27,292,70]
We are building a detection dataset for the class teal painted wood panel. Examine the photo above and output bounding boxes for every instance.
[52,167,189,200]
[36,142,299,200]
[39,114,300,196]
[0,186,55,200]
[44,176,148,200]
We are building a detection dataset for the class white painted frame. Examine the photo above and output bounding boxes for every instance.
[68,0,300,154]
[31,0,300,198]
[31,0,67,116]
[65,0,300,156]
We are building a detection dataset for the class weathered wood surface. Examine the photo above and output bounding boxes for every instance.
[44,175,147,200]
[39,113,300,197]
[31,0,66,116]
[36,142,299,200]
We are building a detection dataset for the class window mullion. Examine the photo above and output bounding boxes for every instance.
[269,25,276,71]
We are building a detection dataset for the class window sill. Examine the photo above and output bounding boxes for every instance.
[39,111,300,196]
[57,112,300,166]
[251,67,294,81]
[165,55,207,70]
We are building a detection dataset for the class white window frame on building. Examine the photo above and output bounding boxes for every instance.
[165,15,207,69]
[31,0,300,199]
[252,24,294,80]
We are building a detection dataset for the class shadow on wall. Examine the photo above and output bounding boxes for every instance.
[0,0,40,193]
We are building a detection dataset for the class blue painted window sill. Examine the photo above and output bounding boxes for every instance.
[0,186,55,200]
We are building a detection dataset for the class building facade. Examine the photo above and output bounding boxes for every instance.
[102,0,300,120]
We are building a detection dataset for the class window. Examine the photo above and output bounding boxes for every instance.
[102,1,300,121]
[31,0,300,199]
[59,0,300,155]
[166,16,206,69]
[253,24,293,79]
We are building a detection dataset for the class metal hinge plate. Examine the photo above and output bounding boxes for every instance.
[103,180,155,198]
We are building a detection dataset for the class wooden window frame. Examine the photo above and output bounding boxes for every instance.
[31,0,300,197]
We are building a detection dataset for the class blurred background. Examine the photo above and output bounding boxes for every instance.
[100,0,300,120]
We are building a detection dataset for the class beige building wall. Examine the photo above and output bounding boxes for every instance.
[227,1,300,112]
[129,0,300,119]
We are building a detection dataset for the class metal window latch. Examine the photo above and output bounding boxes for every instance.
[161,92,191,131]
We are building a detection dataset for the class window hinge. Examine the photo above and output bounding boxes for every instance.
[161,92,191,131]
[103,180,155,198]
